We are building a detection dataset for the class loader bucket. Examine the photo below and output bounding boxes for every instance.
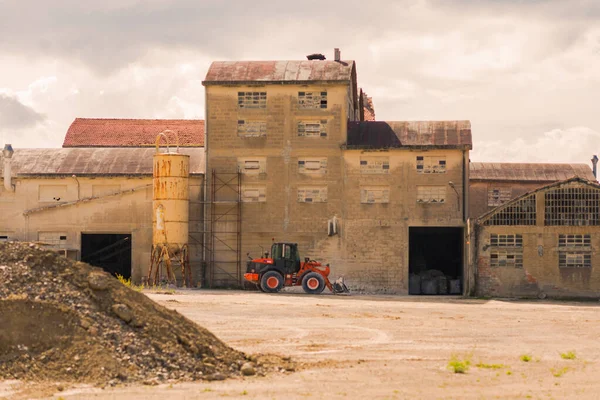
[332,277,350,294]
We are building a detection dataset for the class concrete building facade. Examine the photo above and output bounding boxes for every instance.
[203,59,472,294]
[473,178,600,299]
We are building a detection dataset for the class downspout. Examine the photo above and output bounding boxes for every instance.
[2,144,15,192]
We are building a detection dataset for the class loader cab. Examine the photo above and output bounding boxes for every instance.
[270,242,301,274]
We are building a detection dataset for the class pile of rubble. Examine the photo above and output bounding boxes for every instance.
[0,242,294,385]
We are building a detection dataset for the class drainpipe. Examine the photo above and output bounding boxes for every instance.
[2,144,15,192]
[591,155,598,179]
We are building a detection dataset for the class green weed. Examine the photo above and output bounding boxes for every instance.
[115,274,145,292]
[520,354,532,362]
[551,367,569,377]
[476,362,505,369]
[448,355,471,374]
[560,351,576,360]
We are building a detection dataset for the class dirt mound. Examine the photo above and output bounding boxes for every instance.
[0,242,294,385]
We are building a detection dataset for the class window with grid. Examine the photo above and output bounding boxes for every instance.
[416,186,445,203]
[242,186,267,202]
[298,158,327,174]
[490,250,523,268]
[488,188,512,207]
[238,92,267,109]
[237,120,266,137]
[360,157,390,174]
[483,195,536,226]
[297,120,327,137]
[416,156,446,173]
[297,187,328,203]
[237,158,266,175]
[360,187,390,204]
[490,234,523,247]
[558,234,591,247]
[298,91,327,109]
[545,186,600,226]
[558,234,591,268]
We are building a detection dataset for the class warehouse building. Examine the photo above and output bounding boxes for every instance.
[472,177,600,299]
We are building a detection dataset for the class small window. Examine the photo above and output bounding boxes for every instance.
[238,92,267,109]
[559,234,591,247]
[416,186,446,203]
[490,234,523,247]
[490,250,523,268]
[237,120,267,138]
[488,188,512,207]
[242,186,267,203]
[297,187,328,203]
[559,251,591,268]
[298,158,327,174]
[416,156,446,174]
[298,91,327,109]
[238,158,266,175]
[360,157,390,174]
[298,120,327,137]
[360,187,390,204]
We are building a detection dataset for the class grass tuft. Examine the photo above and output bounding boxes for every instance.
[476,362,505,370]
[560,351,576,360]
[520,354,532,362]
[551,367,569,377]
[448,355,471,374]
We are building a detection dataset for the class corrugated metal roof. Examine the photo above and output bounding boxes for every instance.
[346,121,472,149]
[63,118,204,147]
[1,148,205,176]
[470,162,595,182]
[203,60,355,84]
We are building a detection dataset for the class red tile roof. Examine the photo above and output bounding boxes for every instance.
[346,121,472,149]
[63,118,204,148]
[203,60,355,84]
[470,162,595,182]
[361,91,375,121]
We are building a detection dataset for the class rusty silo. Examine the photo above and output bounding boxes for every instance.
[148,130,192,287]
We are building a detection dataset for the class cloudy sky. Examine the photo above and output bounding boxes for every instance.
[0,0,598,163]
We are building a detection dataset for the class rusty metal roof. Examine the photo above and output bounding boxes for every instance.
[346,121,472,149]
[63,118,204,147]
[203,60,356,84]
[470,162,595,182]
[1,148,205,176]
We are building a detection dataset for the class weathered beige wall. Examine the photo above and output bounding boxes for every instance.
[0,175,203,284]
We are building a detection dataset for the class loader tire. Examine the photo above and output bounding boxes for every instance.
[260,271,284,293]
[301,272,325,294]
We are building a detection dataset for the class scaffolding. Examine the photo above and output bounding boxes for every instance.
[203,169,242,288]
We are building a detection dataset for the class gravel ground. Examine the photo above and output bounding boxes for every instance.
[3,289,600,399]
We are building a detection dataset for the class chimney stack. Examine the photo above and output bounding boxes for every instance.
[592,155,598,179]
[334,48,341,62]
[2,144,14,192]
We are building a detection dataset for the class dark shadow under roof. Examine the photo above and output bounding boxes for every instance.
[346,121,472,149]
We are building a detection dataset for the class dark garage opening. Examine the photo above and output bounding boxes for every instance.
[81,233,132,278]
[409,227,463,295]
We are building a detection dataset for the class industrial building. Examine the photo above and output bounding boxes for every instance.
[202,56,471,294]
[0,120,205,284]
[472,177,600,299]
[469,162,596,219]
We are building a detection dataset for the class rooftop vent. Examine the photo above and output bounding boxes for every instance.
[306,53,326,61]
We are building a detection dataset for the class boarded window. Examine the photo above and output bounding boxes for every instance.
[237,158,266,175]
[360,187,390,204]
[237,120,267,138]
[238,92,267,109]
[297,187,328,203]
[416,186,445,203]
[490,234,523,247]
[298,91,327,109]
[298,120,327,137]
[488,188,512,207]
[298,158,327,174]
[242,186,266,202]
[360,157,390,174]
[545,186,600,226]
[416,156,446,174]
[559,234,591,247]
[92,185,120,197]
[39,185,67,202]
[490,250,523,268]
[38,232,68,248]
[483,195,536,226]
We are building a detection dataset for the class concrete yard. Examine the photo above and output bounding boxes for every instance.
[3,290,600,399]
